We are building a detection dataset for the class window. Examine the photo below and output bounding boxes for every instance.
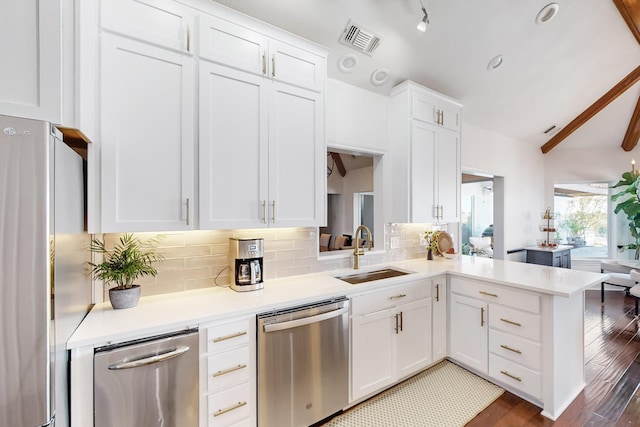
[554,183,608,258]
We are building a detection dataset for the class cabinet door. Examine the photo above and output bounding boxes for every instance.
[199,62,269,229]
[436,127,460,222]
[100,34,195,232]
[562,251,571,269]
[269,39,325,92]
[410,120,437,222]
[439,103,460,131]
[351,309,395,401]
[411,92,437,126]
[0,0,60,122]
[101,0,193,53]
[268,83,324,227]
[449,293,488,373]
[396,298,432,378]
[198,14,268,76]
[432,277,448,361]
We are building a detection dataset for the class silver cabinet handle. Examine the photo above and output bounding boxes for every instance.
[394,313,399,334]
[272,54,276,77]
[108,346,190,370]
[264,306,348,333]
[389,294,407,300]
[186,23,190,52]
[480,306,485,327]
[262,52,267,75]
[262,200,267,224]
[435,283,440,302]
[271,200,276,223]
[186,198,190,226]
[213,364,247,378]
[212,331,247,343]
[213,401,247,417]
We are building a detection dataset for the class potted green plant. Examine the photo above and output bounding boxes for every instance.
[611,171,640,260]
[89,233,164,309]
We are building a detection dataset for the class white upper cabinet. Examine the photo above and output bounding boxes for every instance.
[199,63,269,229]
[81,0,326,232]
[268,83,324,226]
[0,0,61,122]
[100,34,195,232]
[388,80,461,224]
[100,0,195,53]
[411,89,460,132]
[198,13,325,92]
[198,14,268,75]
[198,6,326,229]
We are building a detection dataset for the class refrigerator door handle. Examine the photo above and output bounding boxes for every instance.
[107,345,190,370]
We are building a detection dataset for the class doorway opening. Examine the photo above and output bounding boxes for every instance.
[461,172,505,260]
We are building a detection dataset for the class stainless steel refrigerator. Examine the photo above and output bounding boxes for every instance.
[0,114,92,427]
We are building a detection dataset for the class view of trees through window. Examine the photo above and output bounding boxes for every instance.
[554,183,608,258]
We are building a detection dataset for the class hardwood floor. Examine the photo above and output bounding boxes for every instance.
[466,289,640,426]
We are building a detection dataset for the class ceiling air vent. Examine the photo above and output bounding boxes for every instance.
[340,20,382,56]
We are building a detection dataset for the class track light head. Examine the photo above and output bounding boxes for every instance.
[417,6,429,32]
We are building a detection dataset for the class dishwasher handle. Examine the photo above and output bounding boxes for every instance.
[263,306,348,333]
[108,345,191,370]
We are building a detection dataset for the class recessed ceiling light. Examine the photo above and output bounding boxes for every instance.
[338,54,359,73]
[487,55,504,70]
[370,68,389,86]
[536,3,559,25]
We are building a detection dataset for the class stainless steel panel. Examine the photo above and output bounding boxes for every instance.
[0,115,53,427]
[94,330,199,427]
[257,298,349,427]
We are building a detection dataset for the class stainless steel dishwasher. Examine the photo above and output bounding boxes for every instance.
[257,296,349,427]
[94,329,199,427]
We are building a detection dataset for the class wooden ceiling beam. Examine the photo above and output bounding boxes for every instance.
[621,95,640,151]
[612,0,640,45]
[330,152,347,177]
[613,0,640,151]
[540,64,640,153]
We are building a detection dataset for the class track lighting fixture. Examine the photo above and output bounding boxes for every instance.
[417,0,429,32]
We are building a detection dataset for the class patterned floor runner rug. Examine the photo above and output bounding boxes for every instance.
[322,360,504,427]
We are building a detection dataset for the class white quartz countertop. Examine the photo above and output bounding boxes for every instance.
[67,255,607,349]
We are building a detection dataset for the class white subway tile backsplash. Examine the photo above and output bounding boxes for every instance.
[100,224,428,299]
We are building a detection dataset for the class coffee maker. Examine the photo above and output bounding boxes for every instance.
[229,238,264,292]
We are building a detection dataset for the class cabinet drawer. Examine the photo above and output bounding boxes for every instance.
[206,318,250,353]
[208,382,250,427]
[450,277,540,314]
[351,280,431,316]
[489,354,541,400]
[489,304,541,342]
[208,346,250,393]
[489,329,541,372]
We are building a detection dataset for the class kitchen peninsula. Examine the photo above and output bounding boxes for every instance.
[68,255,606,426]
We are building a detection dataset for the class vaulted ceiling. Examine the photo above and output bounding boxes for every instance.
[213,0,640,151]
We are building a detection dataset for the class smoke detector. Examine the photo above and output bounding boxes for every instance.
[340,20,382,56]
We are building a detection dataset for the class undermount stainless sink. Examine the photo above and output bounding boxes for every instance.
[335,268,413,285]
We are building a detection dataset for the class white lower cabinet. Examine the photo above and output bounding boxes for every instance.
[449,293,488,373]
[200,316,255,427]
[350,281,432,402]
[449,277,543,400]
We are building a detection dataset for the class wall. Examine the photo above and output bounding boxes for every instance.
[98,224,431,301]
[461,122,545,253]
